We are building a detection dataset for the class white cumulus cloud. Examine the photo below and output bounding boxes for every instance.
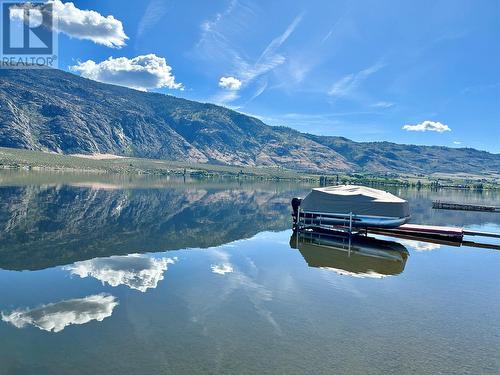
[402,120,451,133]
[65,254,176,292]
[218,76,242,90]
[49,0,128,48]
[1,294,118,333]
[70,54,183,91]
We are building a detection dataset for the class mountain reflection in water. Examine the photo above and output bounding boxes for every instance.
[290,231,409,278]
[0,178,497,273]
[0,182,308,271]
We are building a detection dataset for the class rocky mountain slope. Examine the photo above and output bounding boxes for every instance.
[0,68,498,174]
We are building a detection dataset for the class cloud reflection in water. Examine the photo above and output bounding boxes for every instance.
[211,263,234,275]
[65,254,176,292]
[399,240,441,252]
[1,294,118,333]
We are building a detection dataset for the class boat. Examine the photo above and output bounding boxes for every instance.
[292,185,411,229]
[290,230,409,277]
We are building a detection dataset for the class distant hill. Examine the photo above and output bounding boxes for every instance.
[0,68,498,174]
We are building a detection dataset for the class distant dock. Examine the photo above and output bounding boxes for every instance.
[366,224,500,250]
[432,201,499,212]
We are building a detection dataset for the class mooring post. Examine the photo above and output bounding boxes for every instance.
[348,232,352,256]
[298,207,302,230]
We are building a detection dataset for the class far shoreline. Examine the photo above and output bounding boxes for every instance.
[0,146,498,190]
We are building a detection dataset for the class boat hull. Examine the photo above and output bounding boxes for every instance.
[297,210,411,229]
[291,186,412,230]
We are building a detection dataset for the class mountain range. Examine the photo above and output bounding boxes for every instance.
[0,68,498,174]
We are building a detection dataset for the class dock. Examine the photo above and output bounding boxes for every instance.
[297,221,500,243]
[295,223,500,251]
[364,224,500,250]
[369,224,500,251]
[432,201,499,212]
[367,224,465,242]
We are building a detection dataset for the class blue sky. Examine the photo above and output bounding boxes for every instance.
[49,0,499,152]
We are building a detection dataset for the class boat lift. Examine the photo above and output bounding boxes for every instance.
[293,209,500,251]
[294,207,358,233]
[292,185,500,251]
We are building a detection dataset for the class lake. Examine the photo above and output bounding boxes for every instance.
[0,171,499,374]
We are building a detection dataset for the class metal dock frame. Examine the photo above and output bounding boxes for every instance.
[295,208,358,235]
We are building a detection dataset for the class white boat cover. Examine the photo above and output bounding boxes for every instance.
[300,185,410,218]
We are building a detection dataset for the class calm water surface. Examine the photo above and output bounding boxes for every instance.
[0,172,499,374]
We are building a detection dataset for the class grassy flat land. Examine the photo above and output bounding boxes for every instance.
[0,146,307,180]
[1,147,498,189]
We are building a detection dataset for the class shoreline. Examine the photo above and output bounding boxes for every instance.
[1,146,498,190]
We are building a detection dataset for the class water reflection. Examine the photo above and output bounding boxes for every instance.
[0,175,498,374]
[190,248,280,333]
[0,182,306,271]
[290,231,409,278]
[64,254,177,292]
[398,239,442,252]
[210,263,234,275]
[0,179,498,272]
[1,294,118,333]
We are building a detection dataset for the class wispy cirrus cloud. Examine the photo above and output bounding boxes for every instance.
[260,111,385,137]
[214,13,302,105]
[197,0,239,47]
[212,90,240,106]
[197,2,302,105]
[371,101,394,109]
[403,120,451,133]
[237,13,303,84]
[70,54,183,91]
[136,0,168,39]
[328,62,385,98]
[244,78,268,104]
[320,5,352,45]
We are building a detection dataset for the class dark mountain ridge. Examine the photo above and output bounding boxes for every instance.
[0,68,498,174]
